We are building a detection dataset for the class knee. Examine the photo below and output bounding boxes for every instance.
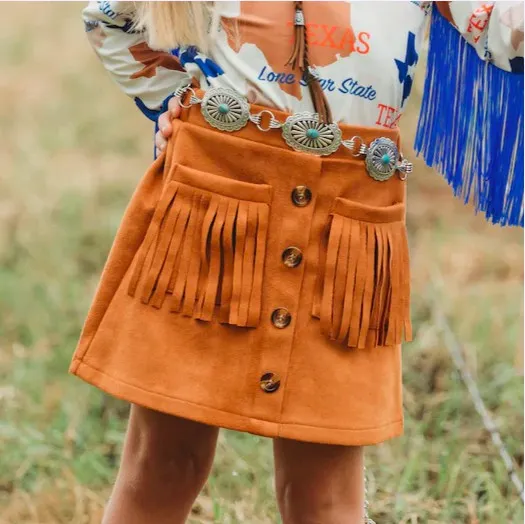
[122,414,217,492]
[276,478,364,524]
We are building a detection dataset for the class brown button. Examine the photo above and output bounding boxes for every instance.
[291,185,312,207]
[260,372,281,393]
[282,246,303,268]
[271,308,292,329]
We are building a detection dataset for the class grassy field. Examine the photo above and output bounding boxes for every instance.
[0,3,523,523]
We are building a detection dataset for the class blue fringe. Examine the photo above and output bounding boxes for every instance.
[415,5,524,227]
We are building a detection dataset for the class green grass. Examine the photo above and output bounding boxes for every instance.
[0,3,523,523]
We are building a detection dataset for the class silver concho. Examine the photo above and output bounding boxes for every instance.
[201,88,250,132]
[365,138,399,181]
[282,112,342,156]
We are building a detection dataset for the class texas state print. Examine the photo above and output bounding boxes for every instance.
[221,2,369,100]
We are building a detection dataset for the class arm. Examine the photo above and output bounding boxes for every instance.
[83,1,192,122]
[436,1,524,72]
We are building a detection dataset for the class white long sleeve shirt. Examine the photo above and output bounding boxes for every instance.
[83,1,524,128]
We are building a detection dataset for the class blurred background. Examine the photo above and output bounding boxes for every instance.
[0,2,523,523]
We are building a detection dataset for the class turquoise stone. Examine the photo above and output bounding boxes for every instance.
[306,128,320,139]
[218,103,230,115]
[381,153,391,165]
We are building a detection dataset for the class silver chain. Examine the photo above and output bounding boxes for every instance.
[171,84,411,178]
[248,110,283,132]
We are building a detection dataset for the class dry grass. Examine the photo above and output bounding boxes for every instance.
[0,3,522,523]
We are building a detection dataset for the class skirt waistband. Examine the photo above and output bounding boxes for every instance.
[176,86,411,180]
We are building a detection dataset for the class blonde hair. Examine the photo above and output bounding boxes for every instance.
[132,1,218,54]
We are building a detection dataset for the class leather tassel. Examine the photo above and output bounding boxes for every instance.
[285,2,306,70]
[307,73,333,124]
[286,1,333,123]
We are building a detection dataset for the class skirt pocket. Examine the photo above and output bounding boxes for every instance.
[312,197,412,348]
[128,164,272,328]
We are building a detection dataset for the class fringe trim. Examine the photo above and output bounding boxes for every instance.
[415,4,524,227]
[128,181,270,328]
[314,214,411,349]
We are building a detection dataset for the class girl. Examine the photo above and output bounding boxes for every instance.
[70,2,523,523]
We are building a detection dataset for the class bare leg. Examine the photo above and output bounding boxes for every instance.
[102,404,219,524]
[274,438,365,524]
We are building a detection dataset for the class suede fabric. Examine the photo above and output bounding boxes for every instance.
[70,98,411,446]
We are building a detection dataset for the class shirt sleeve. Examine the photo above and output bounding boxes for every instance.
[435,1,524,72]
[83,1,192,121]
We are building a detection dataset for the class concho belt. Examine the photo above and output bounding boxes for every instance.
[174,85,412,182]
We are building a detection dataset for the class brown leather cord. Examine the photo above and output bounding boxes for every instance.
[285,1,306,70]
[285,0,333,123]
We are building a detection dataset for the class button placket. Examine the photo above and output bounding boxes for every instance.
[252,162,320,412]
[263,185,312,393]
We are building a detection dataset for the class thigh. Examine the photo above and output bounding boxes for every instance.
[127,404,219,442]
[273,438,364,524]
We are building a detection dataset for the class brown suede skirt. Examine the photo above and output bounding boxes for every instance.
[69,96,412,446]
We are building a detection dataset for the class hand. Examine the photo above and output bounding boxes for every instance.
[155,96,182,157]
